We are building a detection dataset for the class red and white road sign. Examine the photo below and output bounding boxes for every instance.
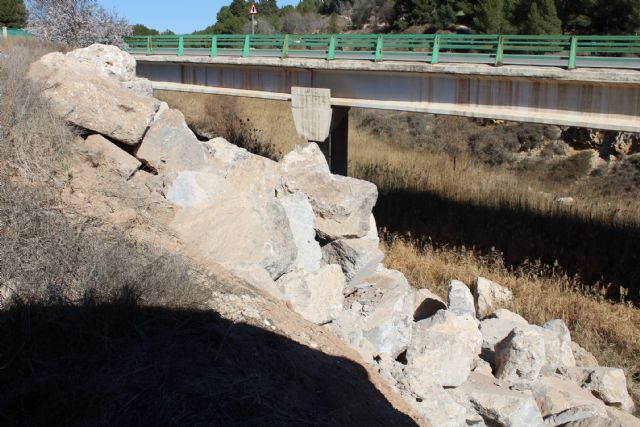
[249,4,258,14]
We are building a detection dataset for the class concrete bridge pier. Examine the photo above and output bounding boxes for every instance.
[291,87,349,176]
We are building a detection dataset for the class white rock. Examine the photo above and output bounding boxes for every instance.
[230,262,283,300]
[495,326,546,382]
[562,367,635,413]
[512,376,608,425]
[171,193,297,280]
[331,268,413,359]
[225,153,284,195]
[281,144,378,240]
[571,342,599,367]
[279,192,322,273]
[449,373,545,427]
[406,310,482,387]
[448,280,477,317]
[403,383,469,427]
[364,214,380,246]
[471,357,494,376]
[202,137,253,170]
[67,44,136,81]
[136,108,207,173]
[541,319,576,369]
[83,134,141,178]
[165,169,233,208]
[322,237,384,285]
[275,265,345,324]
[413,288,447,321]
[28,52,160,145]
[280,142,330,176]
[490,309,529,324]
[475,277,513,318]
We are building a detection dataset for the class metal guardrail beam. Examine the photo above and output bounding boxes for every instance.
[123,33,640,70]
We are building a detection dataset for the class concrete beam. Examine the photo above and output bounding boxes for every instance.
[139,61,640,132]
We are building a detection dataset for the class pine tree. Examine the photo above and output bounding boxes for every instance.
[474,0,508,33]
[0,0,28,27]
[258,0,278,16]
[516,0,561,34]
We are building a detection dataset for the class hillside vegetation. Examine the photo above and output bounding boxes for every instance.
[132,0,640,36]
[158,91,640,409]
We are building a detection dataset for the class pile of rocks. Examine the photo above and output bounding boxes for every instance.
[27,45,638,427]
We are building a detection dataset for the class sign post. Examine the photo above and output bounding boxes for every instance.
[249,3,258,35]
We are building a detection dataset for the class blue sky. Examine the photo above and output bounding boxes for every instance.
[99,0,298,34]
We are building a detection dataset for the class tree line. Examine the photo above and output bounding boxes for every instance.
[155,0,637,36]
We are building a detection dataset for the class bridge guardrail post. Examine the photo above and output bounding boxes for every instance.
[568,36,577,70]
[210,35,217,57]
[282,34,289,59]
[146,36,152,55]
[374,34,384,62]
[328,35,336,60]
[430,35,440,64]
[243,35,251,58]
[495,35,504,66]
[178,35,184,56]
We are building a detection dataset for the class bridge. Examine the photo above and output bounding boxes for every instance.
[125,34,640,174]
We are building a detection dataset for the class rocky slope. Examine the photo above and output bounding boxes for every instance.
[25,44,639,427]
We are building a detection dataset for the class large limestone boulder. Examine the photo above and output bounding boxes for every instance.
[448,280,477,317]
[562,367,635,413]
[413,288,446,321]
[83,134,141,178]
[28,52,160,145]
[512,376,609,425]
[541,319,576,369]
[402,383,469,427]
[280,144,378,240]
[449,373,545,427]
[280,142,330,176]
[66,44,153,96]
[171,193,297,280]
[67,44,136,81]
[136,108,207,173]
[331,268,413,359]
[275,265,345,324]
[494,326,546,382]
[165,169,234,208]
[279,193,322,273]
[479,315,528,365]
[571,342,599,367]
[475,277,513,318]
[321,237,384,286]
[406,310,482,387]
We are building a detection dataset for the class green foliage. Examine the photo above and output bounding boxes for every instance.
[213,4,249,34]
[132,24,159,36]
[258,0,279,15]
[328,12,339,33]
[0,0,28,27]
[474,0,511,33]
[297,0,322,14]
[518,0,562,34]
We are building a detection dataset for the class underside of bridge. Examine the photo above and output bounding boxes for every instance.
[135,56,640,174]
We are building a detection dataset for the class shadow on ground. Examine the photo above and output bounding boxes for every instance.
[374,189,640,303]
[0,303,416,427]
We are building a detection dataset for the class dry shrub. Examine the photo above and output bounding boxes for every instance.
[0,37,71,178]
[0,175,208,309]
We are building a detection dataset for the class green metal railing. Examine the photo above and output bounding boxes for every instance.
[123,33,640,70]
[2,27,32,37]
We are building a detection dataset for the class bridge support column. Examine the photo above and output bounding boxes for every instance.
[290,86,349,176]
[2,26,7,39]
[321,106,349,176]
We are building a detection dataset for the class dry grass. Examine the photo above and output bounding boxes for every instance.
[382,235,640,411]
